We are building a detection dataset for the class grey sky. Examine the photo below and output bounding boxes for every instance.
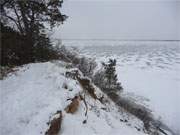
[53,0,180,40]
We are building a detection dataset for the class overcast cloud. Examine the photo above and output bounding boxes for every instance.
[53,0,180,40]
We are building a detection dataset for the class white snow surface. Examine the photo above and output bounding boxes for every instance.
[62,40,180,135]
[0,61,146,135]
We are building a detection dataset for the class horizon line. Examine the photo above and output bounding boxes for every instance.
[57,38,180,42]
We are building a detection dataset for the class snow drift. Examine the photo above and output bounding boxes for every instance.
[0,61,147,135]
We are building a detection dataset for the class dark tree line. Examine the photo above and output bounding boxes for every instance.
[0,0,67,66]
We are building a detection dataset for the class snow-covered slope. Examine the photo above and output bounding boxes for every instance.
[0,61,147,135]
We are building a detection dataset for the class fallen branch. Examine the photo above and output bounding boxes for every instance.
[82,94,88,116]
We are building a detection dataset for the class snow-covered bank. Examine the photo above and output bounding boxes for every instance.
[0,61,147,135]
[62,40,180,134]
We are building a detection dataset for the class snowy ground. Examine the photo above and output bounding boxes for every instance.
[0,61,147,135]
[62,40,180,135]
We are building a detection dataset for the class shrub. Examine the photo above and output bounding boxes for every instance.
[77,57,97,77]
[58,45,79,63]
[93,59,123,93]
[57,45,97,77]
[93,69,106,90]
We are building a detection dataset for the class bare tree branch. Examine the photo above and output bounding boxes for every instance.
[13,5,24,34]
[4,15,21,32]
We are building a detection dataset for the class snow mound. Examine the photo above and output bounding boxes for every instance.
[0,61,147,135]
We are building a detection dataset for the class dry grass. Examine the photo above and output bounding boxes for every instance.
[45,111,63,135]
[77,77,98,100]
[65,96,81,114]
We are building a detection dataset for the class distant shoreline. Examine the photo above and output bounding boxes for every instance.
[60,39,180,42]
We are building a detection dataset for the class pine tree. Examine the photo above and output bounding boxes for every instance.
[103,59,122,92]
[1,0,67,65]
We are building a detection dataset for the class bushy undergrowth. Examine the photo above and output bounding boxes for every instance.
[58,45,123,93]
[77,57,97,77]
[58,45,97,78]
